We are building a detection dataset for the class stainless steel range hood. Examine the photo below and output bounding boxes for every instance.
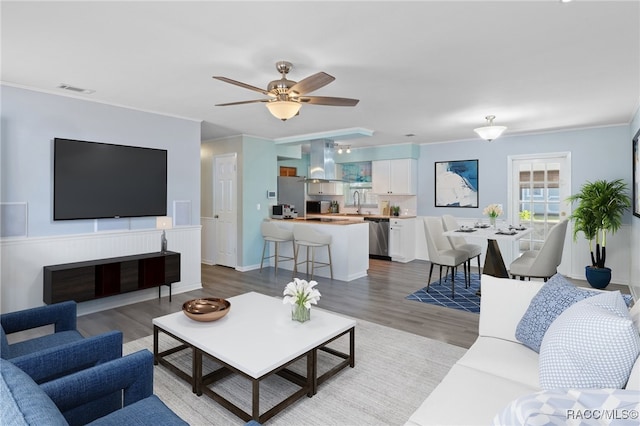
[303,139,341,183]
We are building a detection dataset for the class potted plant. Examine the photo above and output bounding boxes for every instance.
[566,179,631,288]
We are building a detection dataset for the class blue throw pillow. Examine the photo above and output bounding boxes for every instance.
[515,274,597,353]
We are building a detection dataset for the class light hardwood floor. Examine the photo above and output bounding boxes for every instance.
[76,259,478,349]
[76,259,630,350]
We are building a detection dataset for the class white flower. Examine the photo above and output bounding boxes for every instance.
[283,278,321,309]
[483,203,503,218]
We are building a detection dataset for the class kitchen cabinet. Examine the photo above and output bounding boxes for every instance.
[307,182,344,195]
[372,159,417,195]
[389,218,415,263]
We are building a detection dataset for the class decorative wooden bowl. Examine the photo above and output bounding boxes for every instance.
[182,298,230,322]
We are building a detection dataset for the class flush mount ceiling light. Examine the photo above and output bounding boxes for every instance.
[474,115,507,141]
[265,100,301,121]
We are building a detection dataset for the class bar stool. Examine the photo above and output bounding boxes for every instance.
[293,225,333,280]
[260,221,294,276]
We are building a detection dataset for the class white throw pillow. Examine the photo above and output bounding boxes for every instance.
[625,301,640,389]
[539,291,640,390]
[630,300,640,333]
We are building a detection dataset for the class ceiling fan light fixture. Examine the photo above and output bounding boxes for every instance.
[266,100,301,121]
[474,115,507,141]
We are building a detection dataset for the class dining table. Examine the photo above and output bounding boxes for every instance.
[443,224,533,294]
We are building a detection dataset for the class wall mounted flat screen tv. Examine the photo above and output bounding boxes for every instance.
[54,138,167,220]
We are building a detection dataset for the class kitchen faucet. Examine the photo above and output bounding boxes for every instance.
[353,190,361,214]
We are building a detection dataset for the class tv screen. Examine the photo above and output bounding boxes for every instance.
[53,138,167,220]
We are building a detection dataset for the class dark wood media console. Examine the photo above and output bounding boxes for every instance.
[44,251,180,304]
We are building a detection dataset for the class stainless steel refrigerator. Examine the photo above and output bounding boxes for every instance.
[277,176,306,216]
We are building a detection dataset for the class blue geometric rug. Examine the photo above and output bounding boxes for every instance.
[406,271,481,314]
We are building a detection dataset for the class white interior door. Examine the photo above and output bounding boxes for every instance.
[509,152,572,274]
[214,153,237,268]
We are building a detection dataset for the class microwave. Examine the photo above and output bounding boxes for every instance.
[306,200,331,214]
[271,204,296,219]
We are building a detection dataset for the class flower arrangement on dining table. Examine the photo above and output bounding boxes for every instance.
[283,278,321,322]
[483,203,503,228]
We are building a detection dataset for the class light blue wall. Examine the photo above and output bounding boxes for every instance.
[334,143,419,163]
[242,135,277,266]
[418,125,632,221]
[1,85,201,236]
[201,134,276,268]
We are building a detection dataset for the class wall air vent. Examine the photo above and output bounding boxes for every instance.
[57,84,95,94]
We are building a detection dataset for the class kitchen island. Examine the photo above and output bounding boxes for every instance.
[268,218,368,282]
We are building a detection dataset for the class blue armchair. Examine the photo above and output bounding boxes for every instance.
[1,349,187,426]
[1,301,123,384]
[1,301,80,358]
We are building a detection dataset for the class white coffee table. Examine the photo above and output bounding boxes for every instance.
[153,291,356,423]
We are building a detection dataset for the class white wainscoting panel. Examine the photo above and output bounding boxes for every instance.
[1,226,202,314]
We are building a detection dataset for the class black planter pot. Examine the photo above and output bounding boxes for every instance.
[585,266,611,289]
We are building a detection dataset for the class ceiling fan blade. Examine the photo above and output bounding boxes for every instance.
[289,72,335,95]
[215,99,268,106]
[299,96,359,106]
[212,76,273,97]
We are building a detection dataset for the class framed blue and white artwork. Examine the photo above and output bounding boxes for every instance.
[435,159,479,208]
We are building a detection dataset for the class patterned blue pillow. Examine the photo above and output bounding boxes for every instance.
[515,274,596,353]
[539,291,640,389]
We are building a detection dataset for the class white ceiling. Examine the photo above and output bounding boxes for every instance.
[2,1,639,148]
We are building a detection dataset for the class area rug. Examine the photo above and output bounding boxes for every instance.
[123,319,466,426]
[406,271,481,314]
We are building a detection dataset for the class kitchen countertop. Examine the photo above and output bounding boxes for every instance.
[270,214,416,225]
[262,218,369,281]
[270,217,366,225]
[306,213,417,220]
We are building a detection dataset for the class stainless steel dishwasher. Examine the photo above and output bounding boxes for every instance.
[365,217,390,260]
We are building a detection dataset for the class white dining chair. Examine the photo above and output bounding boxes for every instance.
[423,217,469,298]
[441,215,482,282]
[509,219,568,281]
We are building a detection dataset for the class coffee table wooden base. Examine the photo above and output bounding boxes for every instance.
[154,325,355,423]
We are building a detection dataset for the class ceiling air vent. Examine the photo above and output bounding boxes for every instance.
[57,84,95,94]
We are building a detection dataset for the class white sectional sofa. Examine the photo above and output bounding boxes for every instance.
[406,274,640,426]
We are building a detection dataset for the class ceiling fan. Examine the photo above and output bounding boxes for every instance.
[213,61,359,121]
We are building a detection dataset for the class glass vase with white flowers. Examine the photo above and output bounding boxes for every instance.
[483,203,503,228]
[283,278,321,323]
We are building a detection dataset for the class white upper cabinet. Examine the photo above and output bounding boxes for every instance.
[372,159,417,195]
[307,182,344,195]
